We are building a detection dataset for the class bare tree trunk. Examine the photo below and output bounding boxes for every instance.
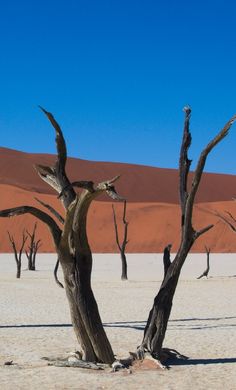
[60,250,114,363]
[197,246,210,279]
[112,201,129,280]
[121,252,128,280]
[138,107,236,361]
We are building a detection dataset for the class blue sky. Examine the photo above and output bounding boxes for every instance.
[1,0,236,174]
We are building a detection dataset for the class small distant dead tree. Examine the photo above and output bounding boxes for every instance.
[197,246,210,279]
[112,201,129,280]
[25,223,42,270]
[7,231,27,278]
[135,107,236,367]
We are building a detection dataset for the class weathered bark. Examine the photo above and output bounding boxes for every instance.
[197,246,210,279]
[112,201,129,280]
[163,244,172,278]
[7,231,27,279]
[138,107,236,361]
[0,108,123,364]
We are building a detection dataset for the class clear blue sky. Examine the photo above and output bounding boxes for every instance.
[1,0,236,174]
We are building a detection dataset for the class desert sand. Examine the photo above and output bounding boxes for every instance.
[1,146,236,203]
[0,253,235,389]
[1,147,236,254]
[1,183,236,253]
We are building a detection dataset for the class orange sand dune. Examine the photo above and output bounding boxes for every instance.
[1,147,236,203]
[0,184,236,253]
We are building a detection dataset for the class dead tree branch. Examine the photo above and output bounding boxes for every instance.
[54,259,64,288]
[34,198,64,286]
[35,197,65,224]
[0,206,61,248]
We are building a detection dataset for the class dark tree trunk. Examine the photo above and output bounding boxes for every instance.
[112,201,129,280]
[141,241,193,357]
[121,252,128,280]
[27,253,33,270]
[26,224,41,270]
[197,246,210,279]
[60,250,114,363]
[138,107,236,362]
[16,263,21,279]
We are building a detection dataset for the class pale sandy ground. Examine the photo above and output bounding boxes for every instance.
[0,253,235,390]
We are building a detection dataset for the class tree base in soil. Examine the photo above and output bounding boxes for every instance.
[41,347,188,371]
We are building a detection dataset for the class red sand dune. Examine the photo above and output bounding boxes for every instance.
[1,147,236,253]
[1,147,236,203]
[0,184,236,253]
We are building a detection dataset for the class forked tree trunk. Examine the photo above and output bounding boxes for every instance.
[7,231,27,279]
[138,107,236,360]
[25,223,41,270]
[56,187,122,363]
[0,108,123,364]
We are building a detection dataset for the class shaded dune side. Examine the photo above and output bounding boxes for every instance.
[1,184,236,253]
[1,147,236,203]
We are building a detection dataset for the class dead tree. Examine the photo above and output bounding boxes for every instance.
[197,246,210,279]
[112,201,128,280]
[25,223,42,270]
[0,107,123,364]
[136,107,236,364]
[7,231,27,278]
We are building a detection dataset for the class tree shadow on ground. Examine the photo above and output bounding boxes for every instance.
[169,357,236,366]
[1,316,235,330]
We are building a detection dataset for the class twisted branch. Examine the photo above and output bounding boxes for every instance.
[0,206,62,248]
